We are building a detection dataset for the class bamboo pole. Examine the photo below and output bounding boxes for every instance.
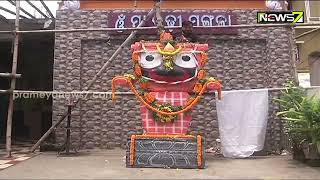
[0,73,21,78]
[0,23,320,34]
[155,0,164,35]
[0,90,12,94]
[30,7,157,153]
[5,0,20,158]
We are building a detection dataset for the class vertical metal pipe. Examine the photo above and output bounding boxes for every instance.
[6,0,20,157]
[66,105,71,154]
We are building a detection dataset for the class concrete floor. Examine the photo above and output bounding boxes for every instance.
[0,149,320,179]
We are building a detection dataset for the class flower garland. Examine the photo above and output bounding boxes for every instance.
[112,75,216,117]
[129,135,136,166]
[112,42,221,124]
[197,135,203,168]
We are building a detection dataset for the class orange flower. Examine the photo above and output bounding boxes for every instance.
[134,65,142,77]
[197,135,202,168]
[186,97,196,106]
[197,70,206,80]
[200,52,208,66]
[160,32,173,42]
[193,83,203,93]
[144,92,155,103]
[130,135,136,166]
[132,52,140,62]
[140,82,148,89]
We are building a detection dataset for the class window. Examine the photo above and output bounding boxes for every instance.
[305,0,320,22]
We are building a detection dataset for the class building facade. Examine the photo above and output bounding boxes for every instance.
[53,1,295,152]
[293,0,320,86]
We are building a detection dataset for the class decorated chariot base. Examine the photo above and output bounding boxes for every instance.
[126,135,205,169]
[112,32,222,169]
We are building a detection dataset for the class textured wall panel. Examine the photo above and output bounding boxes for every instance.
[53,9,295,152]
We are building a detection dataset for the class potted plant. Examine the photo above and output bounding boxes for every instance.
[274,82,320,166]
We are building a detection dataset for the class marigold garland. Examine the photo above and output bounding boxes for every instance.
[112,75,221,117]
[134,65,142,77]
[140,82,148,89]
[186,97,196,106]
[197,135,203,168]
[130,135,136,166]
[132,52,140,62]
[197,70,206,80]
[193,83,203,93]
[144,92,156,104]
[153,103,182,123]
[199,52,208,67]
[124,74,136,81]
[160,32,174,42]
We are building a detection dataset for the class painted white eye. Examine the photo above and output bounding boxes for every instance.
[139,52,162,69]
[174,53,197,68]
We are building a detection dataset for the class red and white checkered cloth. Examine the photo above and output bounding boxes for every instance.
[140,92,192,135]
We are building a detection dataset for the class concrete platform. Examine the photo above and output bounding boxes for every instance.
[0,149,320,179]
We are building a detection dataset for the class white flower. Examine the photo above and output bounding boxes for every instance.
[266,0,283,10]
[61,0,80,10]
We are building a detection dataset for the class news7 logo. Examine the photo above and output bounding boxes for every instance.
[257,11,304,23]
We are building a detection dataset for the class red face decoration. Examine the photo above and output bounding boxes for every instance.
[112,35,221,131]
[131,42,208,92]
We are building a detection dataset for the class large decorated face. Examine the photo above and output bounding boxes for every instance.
[112,33,221,124]
[131,34,208,92]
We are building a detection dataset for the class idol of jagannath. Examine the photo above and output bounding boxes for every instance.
[112,32,222,169]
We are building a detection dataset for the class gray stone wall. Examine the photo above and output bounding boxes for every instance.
[53,9,295,152]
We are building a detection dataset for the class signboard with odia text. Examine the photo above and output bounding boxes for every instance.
[108,11,238,35]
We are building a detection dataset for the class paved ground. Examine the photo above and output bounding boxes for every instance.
[0,153,34,170]
[0,140,37,171]
[0,149,319,179]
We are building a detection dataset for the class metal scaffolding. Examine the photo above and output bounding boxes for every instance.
[0,0,55,157]
[4,0,20,158]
